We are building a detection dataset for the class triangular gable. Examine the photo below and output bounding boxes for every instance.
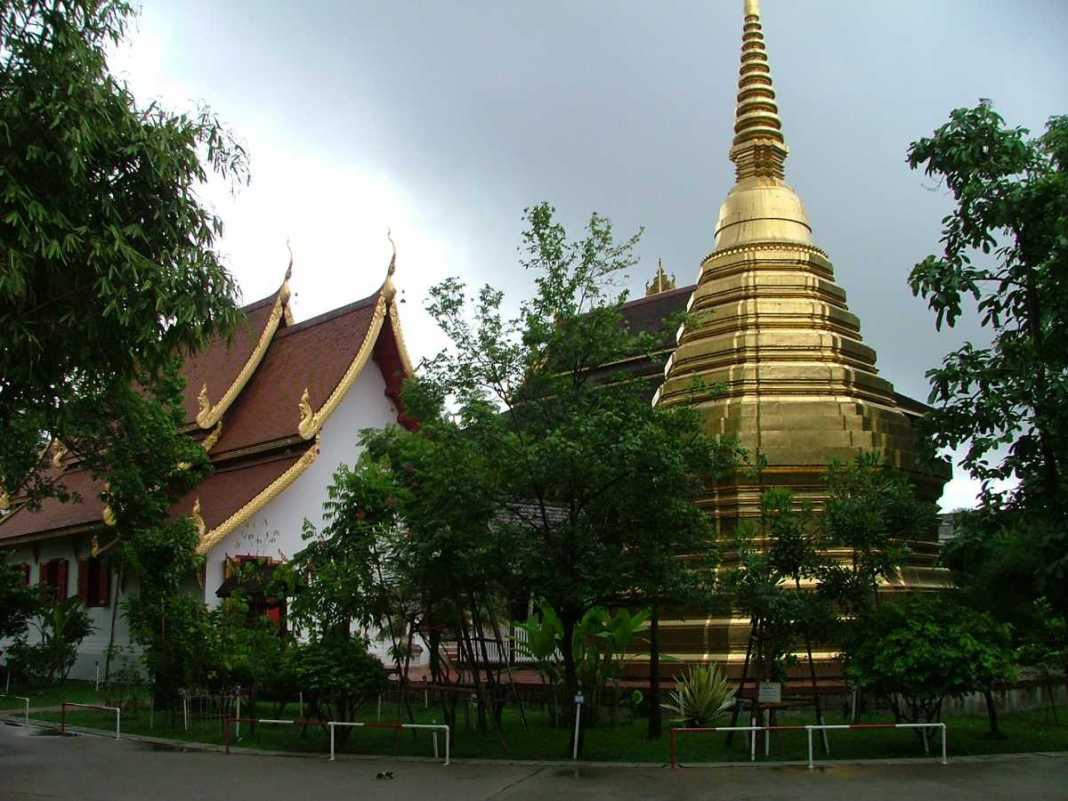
[180,273,292,429]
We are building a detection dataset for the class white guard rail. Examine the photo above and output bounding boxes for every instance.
[806,722,947,769]
[1,694,30,721]
[327,721,450,766]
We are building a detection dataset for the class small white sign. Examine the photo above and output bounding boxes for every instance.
[757,682,782,704]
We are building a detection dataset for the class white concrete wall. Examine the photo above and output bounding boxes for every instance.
[201,360,422,666]
[2,540,134,683]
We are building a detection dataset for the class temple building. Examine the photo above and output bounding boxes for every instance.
[0,259,416,678]
[1,0,950,687]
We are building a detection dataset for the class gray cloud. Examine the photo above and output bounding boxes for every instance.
[123,0,1068,506]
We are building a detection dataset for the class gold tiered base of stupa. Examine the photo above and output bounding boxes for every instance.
[636,0,951,686]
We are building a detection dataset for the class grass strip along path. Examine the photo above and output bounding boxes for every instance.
[15,690,1068,764]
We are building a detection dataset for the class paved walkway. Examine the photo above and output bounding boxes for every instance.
[2,720,1067,801]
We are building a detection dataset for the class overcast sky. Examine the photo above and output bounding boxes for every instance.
[112,1,1068,510]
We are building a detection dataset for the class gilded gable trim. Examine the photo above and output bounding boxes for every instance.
[195,438,320,555]
[197,279,292,429]
[297,293,388,440]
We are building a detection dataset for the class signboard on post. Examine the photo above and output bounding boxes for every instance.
[757,682,782,704]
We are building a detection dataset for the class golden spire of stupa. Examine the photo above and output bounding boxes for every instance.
[713,0,812,250]
[730,0,787,181]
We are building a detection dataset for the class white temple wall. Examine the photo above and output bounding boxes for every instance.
[200,360,417,664]
[1,538,135,683]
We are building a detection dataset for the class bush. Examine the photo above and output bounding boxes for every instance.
[288,633,388,726]
[661,663,736,727]
[844,594,1015,723]
[10,597,94,687]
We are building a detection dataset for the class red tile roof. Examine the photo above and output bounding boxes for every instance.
[1,281,409,546]
[178,292,280,424]
[0,469,105,544]
[210,290,383,457]
[171,452,304,535]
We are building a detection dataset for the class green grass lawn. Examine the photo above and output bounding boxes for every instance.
[27,694,1068,764]
[1,679,104,710]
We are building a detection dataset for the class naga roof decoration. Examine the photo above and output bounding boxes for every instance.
[189,264,294,429]
[0,250,413,551]
[190,439,320,555]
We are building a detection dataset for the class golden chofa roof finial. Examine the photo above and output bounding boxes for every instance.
[731,0,787,182]
[645,259,677,296]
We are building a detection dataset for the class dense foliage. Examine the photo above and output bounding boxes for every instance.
[514,602,648,726]
[8,597,94,686]
[820,452,939,618]
[305,203,741,755]
[0,561,40,641]
[844,594,1015,726]
[907,104,1068,621]
[0,0,244,505]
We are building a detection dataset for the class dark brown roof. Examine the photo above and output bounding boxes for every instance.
[0,469,105,544]
[210,290,382,457]
[575,285,696,401]
[178,292,280,423]
[171,452,304,535]
[619,284,695,339]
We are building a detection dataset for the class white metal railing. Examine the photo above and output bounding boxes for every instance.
[0,694,30,721]
[327,721,450,765]
[671,721,948,768]
[805,723,946,769]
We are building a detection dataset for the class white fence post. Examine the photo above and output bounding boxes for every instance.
[572,692,584,761]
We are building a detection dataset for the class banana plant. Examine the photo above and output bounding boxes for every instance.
[515,602,649,725]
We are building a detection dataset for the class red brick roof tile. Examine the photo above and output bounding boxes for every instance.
[178,292,280,424]
[210,290,383,457]
[171,452,303,535]
[0,469,105,544]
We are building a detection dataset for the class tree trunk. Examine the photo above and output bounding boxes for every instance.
[429,626,441,684]
[561,615,583,757]
[647,603,661,740]
[103,566,122,683]
[982,687,1004,738]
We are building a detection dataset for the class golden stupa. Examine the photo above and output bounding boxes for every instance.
[650,0,950,676]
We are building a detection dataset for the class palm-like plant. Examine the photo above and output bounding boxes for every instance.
[661,663,736,727]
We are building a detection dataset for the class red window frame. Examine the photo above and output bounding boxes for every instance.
[78,557,110,607]
[39,558,68,601]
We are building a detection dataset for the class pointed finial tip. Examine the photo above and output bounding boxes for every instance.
[745,0,760,16]
[284,239,293,281]
[386,228,397,277]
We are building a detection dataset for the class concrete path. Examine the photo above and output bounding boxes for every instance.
[2,720,1067,801]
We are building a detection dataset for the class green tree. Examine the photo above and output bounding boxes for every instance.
[820,452,939,618]
[0,0,245,505]
[97,364,216,706]
[722,488,834,688]
[345,203,740,756]
[9,596,94,686]
[907,104,1068,620]
[0,562,40,642]
[844,594,1015,736]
